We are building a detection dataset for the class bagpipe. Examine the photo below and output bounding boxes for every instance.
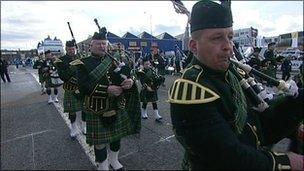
[44,59,64,87]
[93,18,132,85]
[220,0,303,154]
[67,22,78,51]
[67,22,88,58]
[230,44,301,111]
[136,68,165,91]
[216,0,298,112]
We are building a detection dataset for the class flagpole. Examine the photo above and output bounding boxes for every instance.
[150,14,153,51]
[171,0,190,51]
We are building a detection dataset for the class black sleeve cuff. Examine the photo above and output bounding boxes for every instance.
[269,151,291,171]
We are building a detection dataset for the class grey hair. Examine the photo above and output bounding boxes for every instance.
[191,30,204,41]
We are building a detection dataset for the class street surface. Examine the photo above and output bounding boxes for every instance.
[1,65,292,170]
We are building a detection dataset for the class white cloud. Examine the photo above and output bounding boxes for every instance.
[1,1,303,50]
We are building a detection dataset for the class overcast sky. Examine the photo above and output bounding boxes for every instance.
[1,1,303,50]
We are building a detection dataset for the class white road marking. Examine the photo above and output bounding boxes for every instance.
[30,72,97,167]
[154,135,175,144]
[1,129,53,144]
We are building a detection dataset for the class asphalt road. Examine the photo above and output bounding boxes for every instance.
[1,65,295,170]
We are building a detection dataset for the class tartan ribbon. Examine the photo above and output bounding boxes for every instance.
[227,70,248,134]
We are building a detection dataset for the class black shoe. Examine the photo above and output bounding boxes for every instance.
[155,118,163,122]
[142,116,148,119]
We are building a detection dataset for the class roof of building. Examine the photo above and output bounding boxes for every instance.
[138,31,157,39]
[156,32,176,40]
[175,33,184,40]
[107,32,121,38]
[122,32,139,39]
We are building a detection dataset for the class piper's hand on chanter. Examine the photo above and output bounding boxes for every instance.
[287,152,304,171]
[107,85,123,97]
[121,78,134,90]
[146,85,153,92]
[43,67,49,72]
[286,79,299,98]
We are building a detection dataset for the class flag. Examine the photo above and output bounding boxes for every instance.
[171,0,190,17]
[291,32,298,48]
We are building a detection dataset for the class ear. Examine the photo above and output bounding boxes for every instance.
[189,39,197,55]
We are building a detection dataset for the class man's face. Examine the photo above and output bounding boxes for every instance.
[143,61,151,69]
[269,45,275,51]
[90,39,108,56]
[46,53,53,60]
[189,27,234,71]
[66,46,76,56]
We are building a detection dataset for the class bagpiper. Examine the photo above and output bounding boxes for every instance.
[169,0,303,170]
[42,50,61,104]
[54,40,86,138]
[70,27,141,170]
[136,58,164,122]
[33,53,47,94]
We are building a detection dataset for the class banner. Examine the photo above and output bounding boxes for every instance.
[291,32,298,48]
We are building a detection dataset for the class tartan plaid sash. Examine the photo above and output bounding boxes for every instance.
[227,70,247,134]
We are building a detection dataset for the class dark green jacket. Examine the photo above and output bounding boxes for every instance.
[247,56,261,71]
[169,57,302,170]
[136,68,164,103]
[54,54,77,82]
[70,54,141,134]
[54,55,79,90]
[33,59,46,74]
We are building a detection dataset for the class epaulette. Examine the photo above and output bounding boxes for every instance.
[168,78,220,104]
[54,58,63,63]
[181,64,204,82]
[80,55,89,59]
[137,69,145,73]
[69,59,84,66]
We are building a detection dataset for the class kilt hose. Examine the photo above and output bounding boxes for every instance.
[85,109,133,145]
[63,90,84,113]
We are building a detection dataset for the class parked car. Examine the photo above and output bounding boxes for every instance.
[278,50,303,59]
[293,51,304,59]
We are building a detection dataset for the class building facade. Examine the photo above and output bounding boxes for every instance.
[1,49,37,64]
[276,31,304,51]
[233,27,258,47]
[37,36,64,55]
[77,31,182,56]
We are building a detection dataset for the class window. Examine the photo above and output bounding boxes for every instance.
[280,33,291,39]
[141,42,147,47]
[129,41,137,46]
[152,42,158,47]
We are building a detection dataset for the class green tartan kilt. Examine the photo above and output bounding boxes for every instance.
[140,89,158,103]
[158,69,166,76]
[45,76,61,88]
[85,109,133,145]
[63,90,83,113]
